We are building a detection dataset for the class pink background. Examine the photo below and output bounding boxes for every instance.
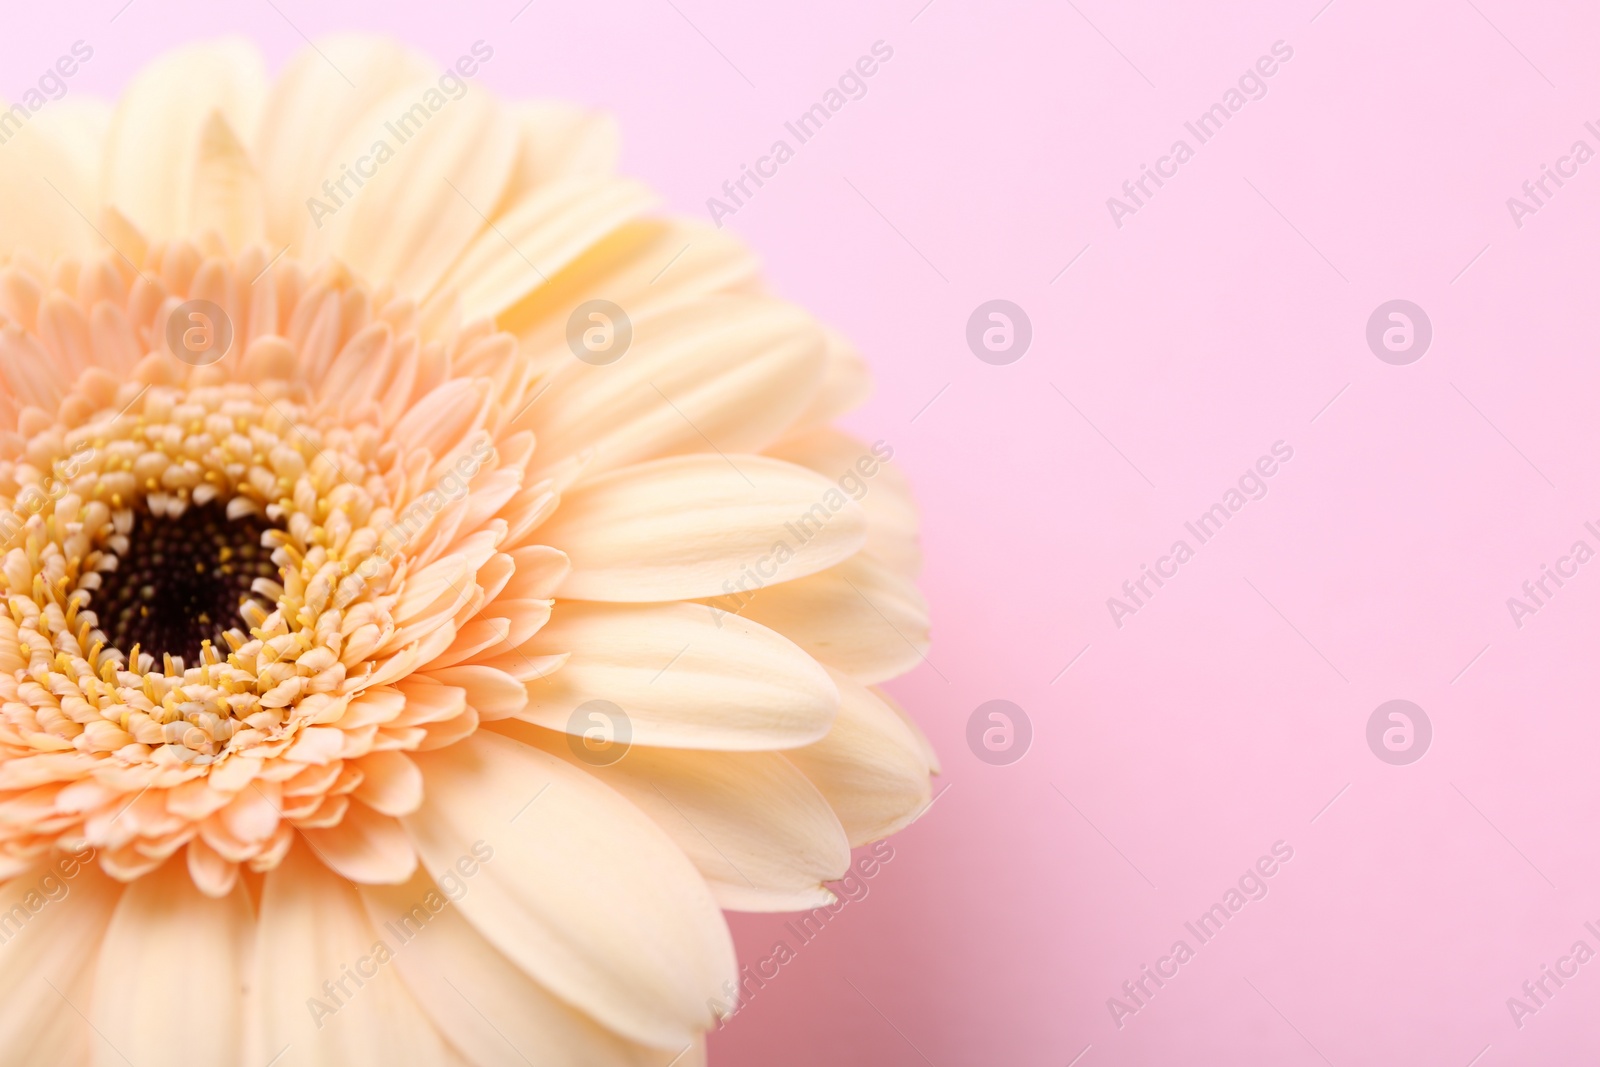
[12,0,1600,1062]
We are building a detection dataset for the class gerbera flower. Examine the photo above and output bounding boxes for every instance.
[0,33,935,1067]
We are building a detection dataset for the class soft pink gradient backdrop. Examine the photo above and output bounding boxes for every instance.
[15,0,1600,1062]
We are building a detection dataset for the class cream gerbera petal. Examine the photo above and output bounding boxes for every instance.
[794,328,874,430]
[439,177,656,321]
[31,98,113,200]
[300,800,417,884]
[509,720,851,911]
[190,111,267,253]
[878,683,943,775]
[735,552,932,684]
[91,858,252,1062]
[517,601,838,749]
[387,377,493,461]
[0,864,120,1062]
[348,749,423,815]
[254,36,436,249]
[507,101,621,189]
[520,296,826,480]
[405,732,736,1048]
[360,868,674,1067]
[503,219,759,368]
[497,543,570,596]
[543,454,866,601]
[785,669,934,847]
[258,843,453,1066]
[319,88,519,297]
[103,39,267,238]
[766,425,923,576]
[0,131,94,262]
[420,662,531,717]
[0,113,103,261]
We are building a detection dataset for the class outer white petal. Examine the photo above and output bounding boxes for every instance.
[301,801,419,885]
[404,731,736,1049]
[764,426,921,576]
[254,35,436,249]
[792,329,871,428]
[516,601,838,750]
[507,720,850,910]
[877,685,942,775]
[504,101,619,191]
[522,295,825,482]
[785,670,933,847]
[728,551,930,684]
[541,454,866,602]
[90,858,252,1066]
[29,98,111,192]
[255,842,452,1067]
[311,83,519,298]
[101,39,267,239]
[188,110,266,249]
[0,856,120,1066]
[361,868,676,1067]
[505,218,757,368]
[0,100,108,259]
[435,176,656,320]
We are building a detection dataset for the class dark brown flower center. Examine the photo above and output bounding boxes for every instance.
[90,503,279,666]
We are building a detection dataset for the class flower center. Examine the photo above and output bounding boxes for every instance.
[89,502,279,667]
